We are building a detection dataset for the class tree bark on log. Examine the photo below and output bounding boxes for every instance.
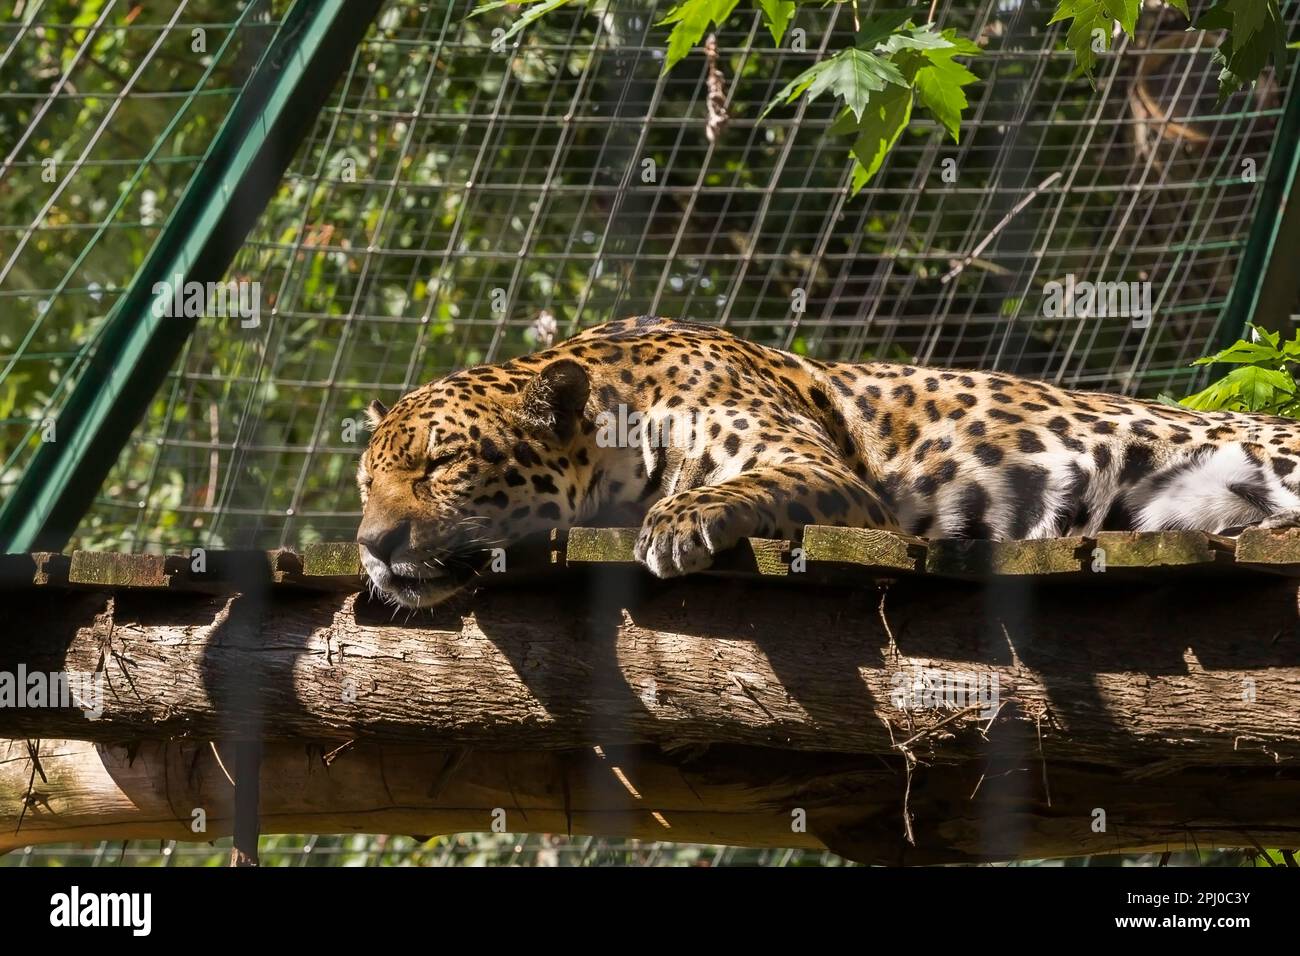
[2,573,1299,762]
[3,565,1300,862]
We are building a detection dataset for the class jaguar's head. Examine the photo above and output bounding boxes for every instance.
[356,358,592,608]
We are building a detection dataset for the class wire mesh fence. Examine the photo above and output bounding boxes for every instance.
[23,0,1287,551]
[0,0,291,520]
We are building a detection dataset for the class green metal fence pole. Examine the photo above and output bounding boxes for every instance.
[1213,66,1300,358]
[0,0,385,553]
[1240,77,1300,336]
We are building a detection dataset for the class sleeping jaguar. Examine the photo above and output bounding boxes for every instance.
[357,316,1300,607]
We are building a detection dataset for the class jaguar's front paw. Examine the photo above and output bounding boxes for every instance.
[633,495,744,578]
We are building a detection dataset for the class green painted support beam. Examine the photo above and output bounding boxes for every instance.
[0,0,385,553]
[1245,73,1300,336]
[1209,63,1300,372]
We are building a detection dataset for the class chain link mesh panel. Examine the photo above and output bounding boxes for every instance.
[0,0,290,505]
[65,0,1297,550]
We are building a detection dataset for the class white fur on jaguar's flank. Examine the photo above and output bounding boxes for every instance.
[1131,444,1300,533]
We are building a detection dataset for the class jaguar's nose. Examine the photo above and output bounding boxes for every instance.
[357,519,411,564]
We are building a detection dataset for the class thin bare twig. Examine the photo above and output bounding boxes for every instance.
[209,741,236,787]
[880,716,915,846]
[1036,711,1052,808]
[704,35,729,144]
[321,739,356,767]
[895,704,983,751]
[877,583,898,659]
[731,674,774,720]
[1243,833,1277,866]
[15,740,41,835]
[940,171,1063,284]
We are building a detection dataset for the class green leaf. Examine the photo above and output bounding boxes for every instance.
[468,0,513,15]
[1226,365,1295,412]
[659,0,742,73]
[944,34,984,56]
[1182,365,1296,413]
[855,9,916,47]
[1050,1,1111,81]
[1278,331,1300,359]
[1225,0,1287,97]
[754,0,796,46]
[910,44,979,143]
[1193,1,1233,31]
[762,46,906,121]
[1165,0,1189,17]
[1226,0,1268,42]
[1106,0,1140,36]
[1179,378,1239,411]
[845,82,913,192]
[828,105,859,137]
[877,24,954,55]
[1189,340,1282,366]
[1198,0,1288,101]
[1048,0,1081,25]
[487,0,579,41]
[1049,0,1139,81]
[1253,322,1282,350]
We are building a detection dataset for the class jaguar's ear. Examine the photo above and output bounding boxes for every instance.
[364,399,389,430]
[520,359,589,442]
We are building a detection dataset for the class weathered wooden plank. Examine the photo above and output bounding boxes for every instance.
[68,551,179,588]
[55,548,365,593]
[218,546,358,590]
[1234,528,1300,569]
[565,527,639,564]
[716,537,792,576]
[303,541,363,577]
[564,528,792,576]
[15,527,1290,601]
[268,549,305,584]
[65,549,335,592]
[801,526,925,574]
[1092,531,1232,569]
[925,536,1091,577]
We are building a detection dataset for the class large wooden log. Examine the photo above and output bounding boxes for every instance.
[5,738,1300,864]
[1,566,1299,764]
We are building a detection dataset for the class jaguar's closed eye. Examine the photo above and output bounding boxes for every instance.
[425,451,459,474]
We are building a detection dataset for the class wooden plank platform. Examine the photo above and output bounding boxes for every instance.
[5,526,1300,591]
[801,526,925,574]
[925,536,1091,577]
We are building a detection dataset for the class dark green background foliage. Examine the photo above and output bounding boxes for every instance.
[0,0,290,542]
